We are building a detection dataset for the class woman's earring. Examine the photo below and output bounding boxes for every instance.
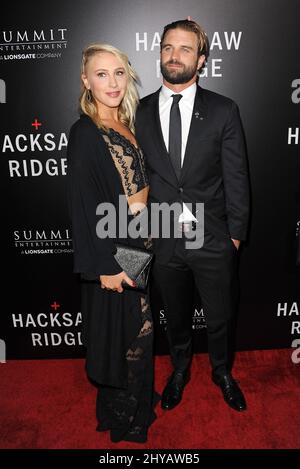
[87,89,92,102]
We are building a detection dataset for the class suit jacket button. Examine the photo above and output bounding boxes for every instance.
[178,187,183,193]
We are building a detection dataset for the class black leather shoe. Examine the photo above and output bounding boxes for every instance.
[212,373,247,412]
[161,370,190,410]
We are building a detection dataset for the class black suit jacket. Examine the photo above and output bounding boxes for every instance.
[135,85,250,263]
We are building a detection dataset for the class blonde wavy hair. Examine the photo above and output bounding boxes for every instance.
[80,43,140,133]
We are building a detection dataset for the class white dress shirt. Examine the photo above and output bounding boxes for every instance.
[159,82,197,222]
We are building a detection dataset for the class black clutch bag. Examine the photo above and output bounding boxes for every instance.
[114,243,153,292]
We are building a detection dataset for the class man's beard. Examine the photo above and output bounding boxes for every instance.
[161,59,198,84]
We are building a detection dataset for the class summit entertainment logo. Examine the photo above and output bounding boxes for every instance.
[13,228,73,255]
[159,307,206,330]
[0,28,68,61]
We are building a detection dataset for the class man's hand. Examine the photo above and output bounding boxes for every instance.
[231,239,241,250]
[100,272,136,293]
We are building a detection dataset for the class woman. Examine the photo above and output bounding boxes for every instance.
[67,43,158,443]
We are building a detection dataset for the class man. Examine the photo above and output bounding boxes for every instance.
[135,20,250,412]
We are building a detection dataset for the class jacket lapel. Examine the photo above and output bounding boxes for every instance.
[147,89,179,187]
[179,85,207,184]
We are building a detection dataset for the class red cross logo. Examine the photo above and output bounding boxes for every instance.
[51,301,61,311]
[31,118,42,130]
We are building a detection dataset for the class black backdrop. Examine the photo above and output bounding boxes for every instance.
[1,0,299,359]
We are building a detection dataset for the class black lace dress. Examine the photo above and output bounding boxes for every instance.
[94,128,159,443]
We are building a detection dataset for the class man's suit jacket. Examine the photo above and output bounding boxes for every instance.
[135,85,250,263]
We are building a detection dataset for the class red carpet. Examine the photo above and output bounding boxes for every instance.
[0,349,299,449]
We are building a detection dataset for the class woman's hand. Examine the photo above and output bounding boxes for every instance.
[100,272,136,293]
